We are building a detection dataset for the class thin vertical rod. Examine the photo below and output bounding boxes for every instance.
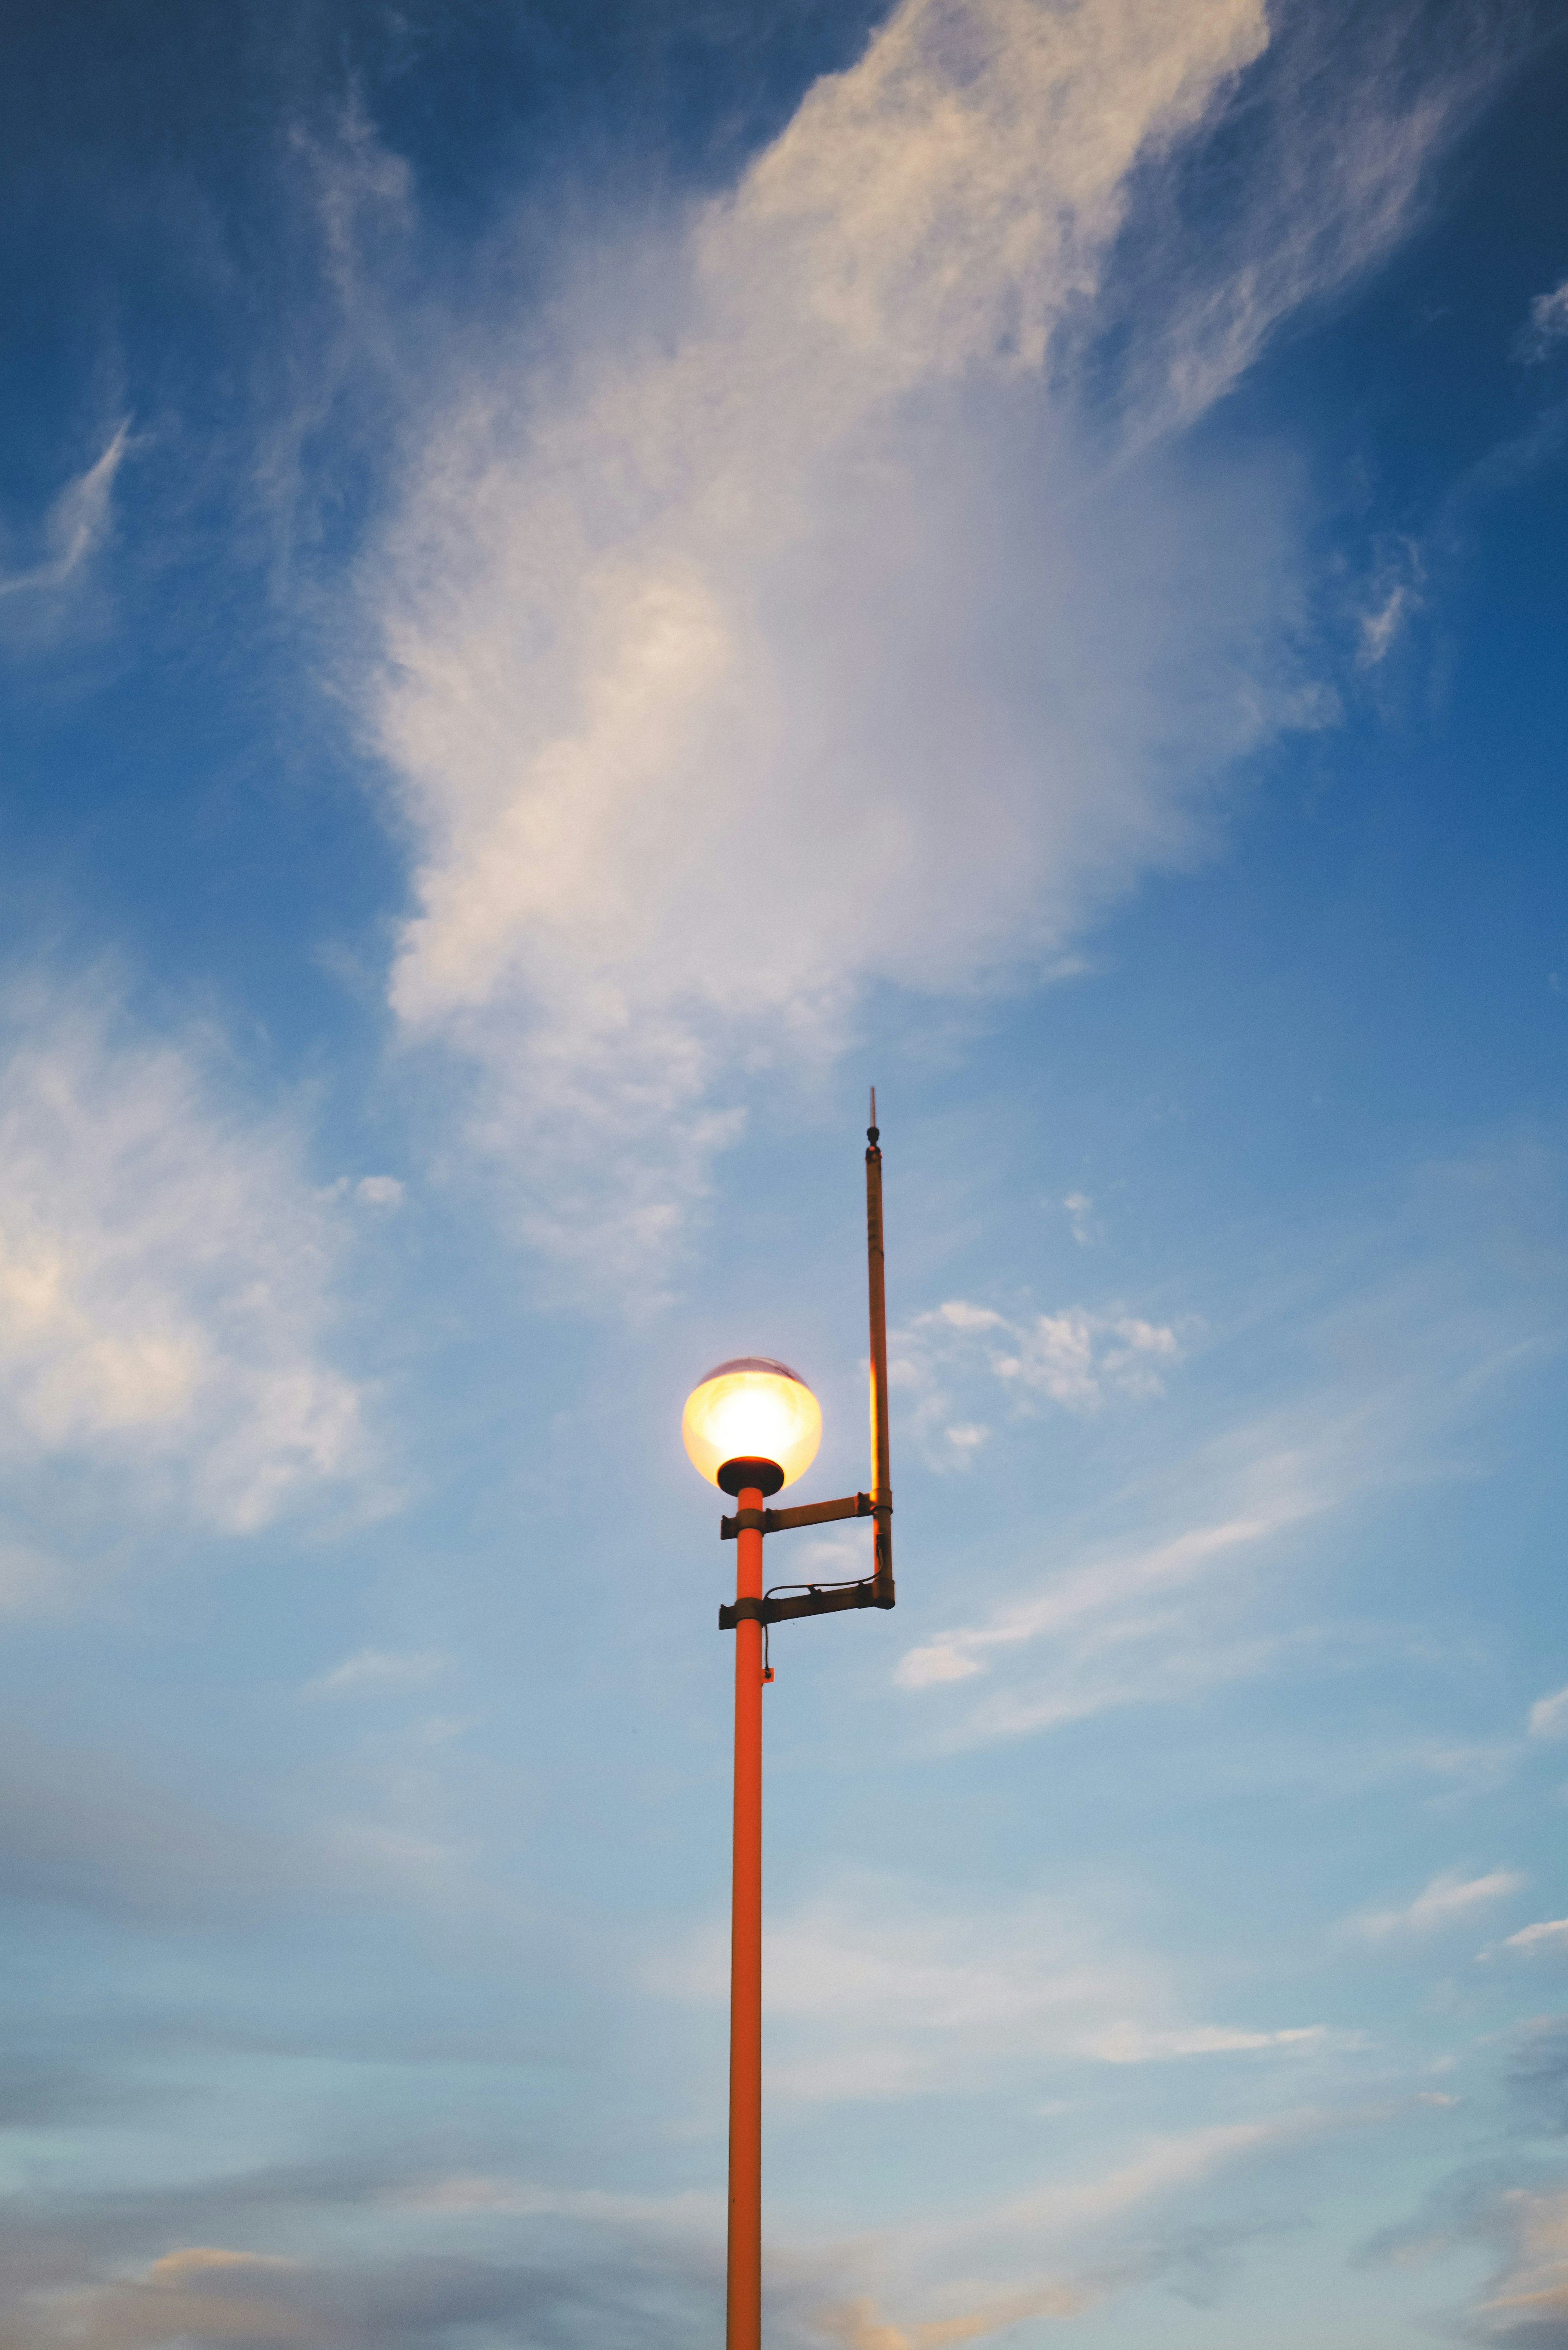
[866,1093,894,1604]
[726,1488,765,2350]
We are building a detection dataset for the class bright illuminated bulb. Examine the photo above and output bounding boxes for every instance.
[682,1358,822,1492]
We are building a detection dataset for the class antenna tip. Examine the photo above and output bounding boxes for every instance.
[867,1084,879,1145]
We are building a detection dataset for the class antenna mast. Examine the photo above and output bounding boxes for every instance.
[866,1090,893,1607]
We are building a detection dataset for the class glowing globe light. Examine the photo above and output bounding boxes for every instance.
[682,1358,822,1493]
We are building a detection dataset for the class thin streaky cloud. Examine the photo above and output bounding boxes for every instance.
[1349,1868,1525,1944]
[1528,1683,1568,1739]
[811,2096,1428,2343]
[1083,2021,1332,2063]
[1356,543,1424,669]
[904,2113,1310,2270]
[1482,1918,1568,1960]
[655,1875,1352,2109]
[303,1648,451,1699]
[1517,275,1568,360]
[895,1177,1567,1743]
[817,2283,1094,2347]
[0,423,129,601]
[388,2176,723,2230]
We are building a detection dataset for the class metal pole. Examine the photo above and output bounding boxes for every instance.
[866,1093,894,1605]
[726,1486,765,2350]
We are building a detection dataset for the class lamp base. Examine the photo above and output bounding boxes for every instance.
[716,1456,785,1498]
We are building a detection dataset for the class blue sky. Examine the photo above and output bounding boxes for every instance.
[1,0,1567,2342]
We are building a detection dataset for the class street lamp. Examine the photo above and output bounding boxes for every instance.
[682,1358,823,1495]
[684,1095,895,2350]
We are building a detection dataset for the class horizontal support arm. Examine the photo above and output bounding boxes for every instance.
[721,1491,891,1541]
[719,1579,894,1630]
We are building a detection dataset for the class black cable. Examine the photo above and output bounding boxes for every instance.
[760,1574,876,1677]
[762,1575,869,1597]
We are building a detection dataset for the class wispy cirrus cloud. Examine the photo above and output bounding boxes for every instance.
[1348,1867,1525,1944]
[355,0,1506,1289]
[893,1435,1321,1717]
[894,1149,1568,1740]
[826,2091,1445,2349]
[1529,1684,1568,1739]
[0,974,375,1574]
[655,1875,1334,2106]
[1483,1919,1568,1962]
[302,1648,450,1701]
[1517,276,1568,361]
[0,424,129,606]
[1085,2021,1332,2063]
[817,2283,1092,2347]
[1356,535,1425,668]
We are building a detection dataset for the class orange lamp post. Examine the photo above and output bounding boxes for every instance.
[682,1099,895,2350]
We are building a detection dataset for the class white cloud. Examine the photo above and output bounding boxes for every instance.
[1484,1918,1568,1960]
[658,1879,1157,2102]
[1528,1683,1568,1739]
[354,1173,405,1206]
[880,2089,1465,2345]
[320,1172,407,1208]
[884,2091,1439,2343]
[834,2101,1404,2348]
[892,1343,1330,1719]
[1518,276,1568,360]
[0,423,129,602]
[1350,1868,1524,1944]
[1358,583,1416,667]
[991,2117,1300,2235]
[252,98,415,582]
[1354,534,1424,669]
[818,2284,1091,2347]
[392,2176,722,2232]
[1085,2021,1330,2063]
[1062,1191,1099,1247]
[0,978,371,1557]
[894,1494,1299,1720]
[656,1875,1339,2108]
[356,0,1485,1286]
[303,1647,449,1699]
[891,1294,1185,1467]
[894,1168,1567,1744]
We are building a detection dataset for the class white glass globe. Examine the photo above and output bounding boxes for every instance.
[682,1357,822,1490]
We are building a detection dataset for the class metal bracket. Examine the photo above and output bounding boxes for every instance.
[719,1579,893,1631]
[721,1492,886,1541]
[719,1596,769,1627]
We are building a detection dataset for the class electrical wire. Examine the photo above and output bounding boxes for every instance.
[760,1574,875,1677]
